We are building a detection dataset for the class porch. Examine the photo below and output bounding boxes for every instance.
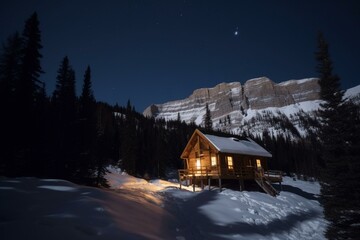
[178,166,282,182]
[178,166,282,195]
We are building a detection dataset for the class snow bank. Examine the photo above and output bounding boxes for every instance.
[0,167,328,240]
[0,176,177,240]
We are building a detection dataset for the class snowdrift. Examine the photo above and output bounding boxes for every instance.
[0,167,327,240]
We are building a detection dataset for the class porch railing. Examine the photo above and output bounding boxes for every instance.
[264,170,283,182]
[178,167,282,182]
[178,167,219,179]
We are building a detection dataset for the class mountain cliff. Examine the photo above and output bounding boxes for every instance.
[143,77,359,139]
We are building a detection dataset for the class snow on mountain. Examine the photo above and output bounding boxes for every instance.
[143,77,320,126]
[0,166,328,239]
[144,77,360,139]
[345,84,360,100]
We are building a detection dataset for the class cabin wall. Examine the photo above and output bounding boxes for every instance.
[218,153,268,178]
[187,140,218,171]
[181,132,270,180]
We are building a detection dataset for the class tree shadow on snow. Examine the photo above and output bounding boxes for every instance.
[164,189,321,240]
[275,184,319,201]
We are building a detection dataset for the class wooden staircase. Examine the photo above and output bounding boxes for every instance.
[254,169,279,197]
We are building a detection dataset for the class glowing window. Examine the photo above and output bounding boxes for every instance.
[211,156,217,167]
[196,158,201,169]
[256,159,262,168]
[227,156,233,170]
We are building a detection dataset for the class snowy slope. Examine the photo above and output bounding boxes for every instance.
[143,74,360,139]
[0,167,328,240]
[344,84,360,100]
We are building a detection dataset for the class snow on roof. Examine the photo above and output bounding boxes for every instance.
[203,133,272,158]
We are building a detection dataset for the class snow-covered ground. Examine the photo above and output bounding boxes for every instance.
[0,167,328,239]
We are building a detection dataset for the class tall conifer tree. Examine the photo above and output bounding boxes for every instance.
[204,103,212,131]
[0,32,23,175]
[79,66,95,112]
[0,32,23,102]
[18,12,43,111]
[78,66,99,184]
[15,12,44,175]
[316,32,360,239]
[51,56,78,179]
[52,56,77,121]
[121,100,138,175]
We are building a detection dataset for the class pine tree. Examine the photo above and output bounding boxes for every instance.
[204,103,212,131]
[52,56,77,120]
[51,56,79,179]
[177,112,181,122]
[77,65,109,185]
[17,12,44,112]
[12,12,44,176]
[121,100,138,175]
[0,32,23,102]
[316,32,360,239]
[0,32,23,175]
[79,66,95,113]
[77,66,96,182]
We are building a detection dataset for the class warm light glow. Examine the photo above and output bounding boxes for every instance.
[227,156,233,170]
[211,156,217,166]
[196,158,201,169]
[256,159,262,168]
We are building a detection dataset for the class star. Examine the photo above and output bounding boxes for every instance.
[234,26,239,36]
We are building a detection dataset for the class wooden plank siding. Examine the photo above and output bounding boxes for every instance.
[184,153,269,180]
[179,129,282,185]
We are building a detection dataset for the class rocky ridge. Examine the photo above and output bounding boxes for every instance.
[143,77,360,139]
[144,77,320,124]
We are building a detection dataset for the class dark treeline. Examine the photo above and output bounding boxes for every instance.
[114,102,197,179]
[0,12,199,185]
[0,12,109,186]
[250,130,321,179]
[238,108,322,178]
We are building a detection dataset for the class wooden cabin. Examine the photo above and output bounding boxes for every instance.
[178,129,282,196]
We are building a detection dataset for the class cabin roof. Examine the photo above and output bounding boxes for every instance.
[203,133,272,158]
[181,129,272,158]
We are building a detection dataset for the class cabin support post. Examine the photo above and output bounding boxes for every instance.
[201,179,204,190]
[219,178,222,192]
[208,177,211,190]
[192,176,195,192]
[239,179,244,191]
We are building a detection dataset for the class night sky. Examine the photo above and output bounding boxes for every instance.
[1,0,359,112]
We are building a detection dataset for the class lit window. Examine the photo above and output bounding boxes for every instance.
[256,159,262,168]
[196,158,201,169]
[211,156,217,167]
[227,156,233,170]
